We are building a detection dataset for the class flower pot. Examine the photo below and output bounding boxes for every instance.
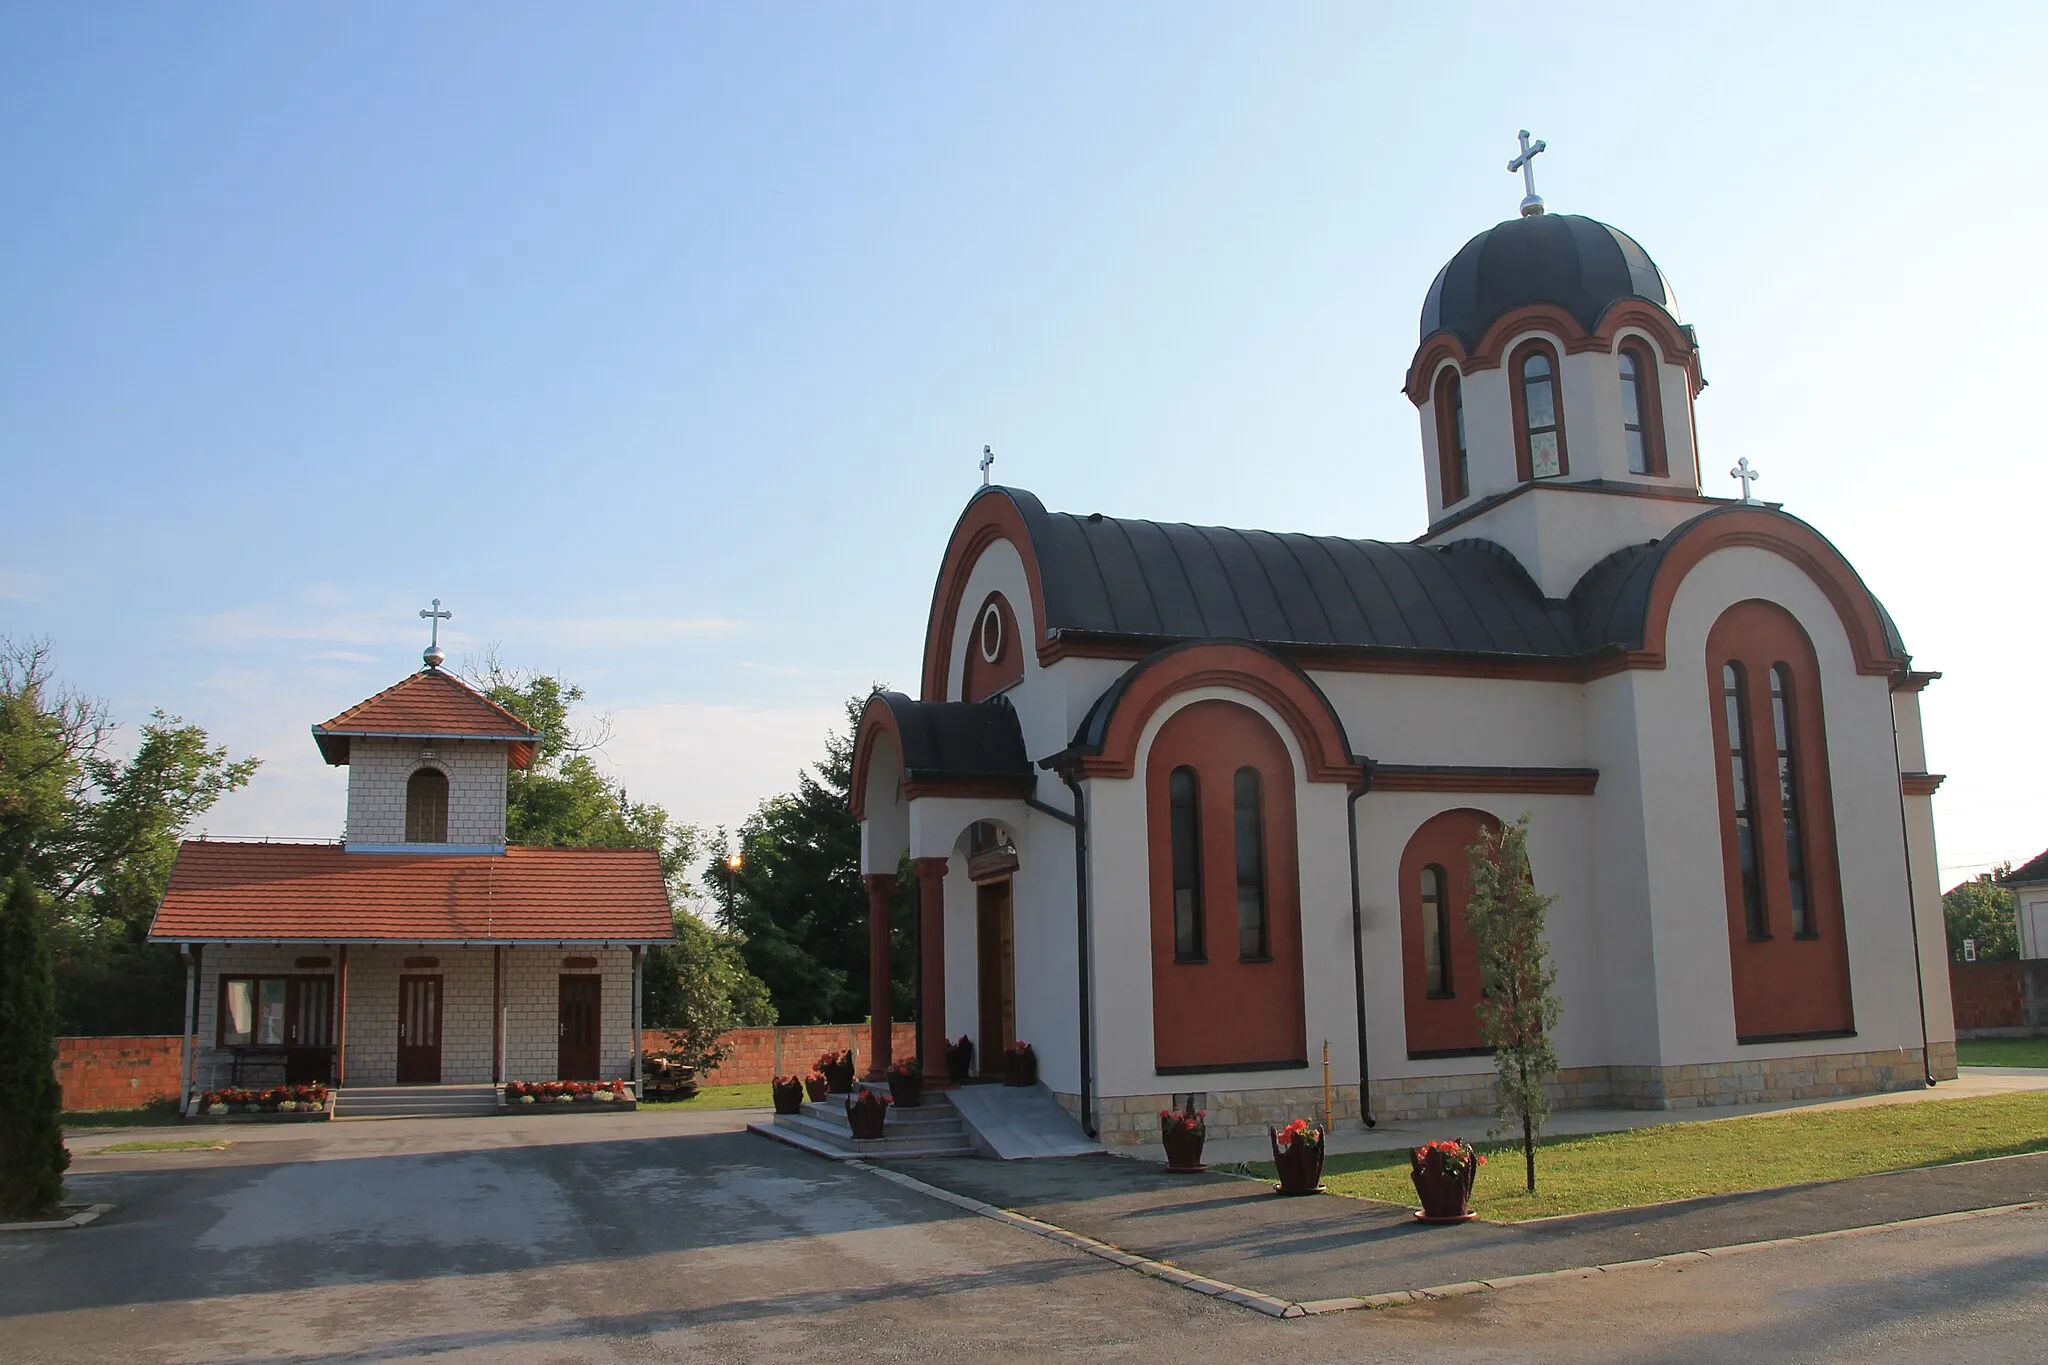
[824,1059,856,1094]
[1161,1126,1206,1173]
[803,1075,830,1102]
[772,1080,806,1116]
[1410,1161,1478,1223]
[887,1073,924,1108]
[1270,1126,1325,1195]
[1003,1049,1037,1087]
[945,1037,974,1085]
[846,1097,889,1140]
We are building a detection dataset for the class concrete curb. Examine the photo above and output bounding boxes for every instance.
[0,1203,114,1233]
[853,1159,2044,1320]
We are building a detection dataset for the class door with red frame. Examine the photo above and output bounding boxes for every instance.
[558,975,602,1080]
[396,975,443,1083]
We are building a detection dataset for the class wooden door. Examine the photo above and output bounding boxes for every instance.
[285,975,336,1083]
[396,975,443,1083]
[976,879,1015,1076]
[558,975,602,1080]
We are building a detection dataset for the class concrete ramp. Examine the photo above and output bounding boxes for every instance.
[947,1083,1103,1160]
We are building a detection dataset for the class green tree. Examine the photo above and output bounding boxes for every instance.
[1466,815,1563,1194]
[3,640,258,1035]
[477,658,775,1040]
[1943,871,2019,963]
[708,691,916,1026]
[0,866,69,1220]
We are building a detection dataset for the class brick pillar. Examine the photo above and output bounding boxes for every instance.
[865,874,895,1080]
[915,856,952,1087]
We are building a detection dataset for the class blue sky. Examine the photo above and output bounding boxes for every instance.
[3,5,2041,884]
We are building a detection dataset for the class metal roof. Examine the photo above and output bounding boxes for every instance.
[1420,212,1678,348]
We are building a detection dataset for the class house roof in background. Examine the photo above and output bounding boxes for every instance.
[2005,848,2048,887]
[147,842,674,943]
[312,668,539,767]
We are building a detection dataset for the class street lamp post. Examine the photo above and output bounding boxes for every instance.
[724,851,743,921]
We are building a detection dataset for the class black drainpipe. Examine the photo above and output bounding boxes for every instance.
[1060,769,1097,1139]
[1889,691,1936,1088]
[1347,781,1377,1127]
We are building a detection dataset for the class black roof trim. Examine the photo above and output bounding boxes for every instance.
[867,691,1034,783]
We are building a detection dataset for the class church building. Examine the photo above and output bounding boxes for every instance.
[149,628,673,1114]
[849,160,1956,1145]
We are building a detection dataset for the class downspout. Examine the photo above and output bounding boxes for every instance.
[632,946,644,1098]
[1347,785,1377,1127]
[1889,693,1936,1088]
[178,944,198,1116]
[1060,769,1097,1139]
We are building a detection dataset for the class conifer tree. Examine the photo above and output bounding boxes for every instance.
[1466,815,1562,1194]
[0,865,70,1220]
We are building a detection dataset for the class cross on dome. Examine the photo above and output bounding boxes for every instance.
[419,598,452,669]
[980,444,995,487]
[1730,457,1761,504]
[1508,129,1547,217]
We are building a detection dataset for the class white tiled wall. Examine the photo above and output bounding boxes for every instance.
[344,738,509,845]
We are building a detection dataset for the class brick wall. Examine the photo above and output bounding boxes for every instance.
[56,1036,188,1111]
[345,737,508,845]
[1950,961,2024,1031]
[641,1023,917,1085]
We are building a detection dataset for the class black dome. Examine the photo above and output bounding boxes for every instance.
[1420,213,1677,348]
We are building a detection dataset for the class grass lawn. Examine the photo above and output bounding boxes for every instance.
[1957,1037,2048,1069]
[1250,1091,2048,1222]
[61,1107,184,1131]
[642,1082,774,1111]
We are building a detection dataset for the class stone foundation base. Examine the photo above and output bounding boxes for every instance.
[1071,1045,1939,1145]
[1927,1038,1959,1079]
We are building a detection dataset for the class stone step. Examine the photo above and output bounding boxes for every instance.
[775,1109,972,1149]
[750,1115,977,1160]
[334,1085,500,1120]
[799,1098,960,1128]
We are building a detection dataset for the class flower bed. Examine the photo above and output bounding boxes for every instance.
[192,1085,332,1122]
[498,1079,637,1114]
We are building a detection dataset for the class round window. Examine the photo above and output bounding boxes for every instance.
[979,602,1004,662]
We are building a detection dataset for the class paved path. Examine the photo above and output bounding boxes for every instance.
[9,1105,2047,1362]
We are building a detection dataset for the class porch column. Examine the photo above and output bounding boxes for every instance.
[863,874,895,1080]
[631,946,643,1097]
[335,944,350,1088]
[178,944,198,1115]
[914,856,951,1087]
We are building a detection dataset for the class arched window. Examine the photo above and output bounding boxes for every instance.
[1721,663,1766,939]
[1234,768,1269,960]
[1511,340,1568,480]
[1169,767,1204,961]
[406,767,449,844]
[1420,864,1451,997]
[1619,339,1666,476]
[1434,369,1470,506]
[1771,664,1815,937]
[1708,600,1852,1041]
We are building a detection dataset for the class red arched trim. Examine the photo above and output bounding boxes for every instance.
[1433,366,1467,505]
[1509,337,1569,482]
[1405,300,1704,405]
[1618,335,1668,478]
[1638,509,1904,678]
[848,691,903,821]
[1065,642,1365,785]
[963,591,1024,700]
[920,490,1053,702]
[1398,807,1501,1057]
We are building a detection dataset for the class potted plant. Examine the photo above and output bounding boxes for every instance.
[772,1075,806,1115]
[1159,1105,1207,1172]
[946,1034,975,1084]
[846,1088,891,1140]
[1002,1040,1037,1087]
[818,1049,857,1094]
[886,1058,924,1108]
[1269,1118,1325,1195]
[1410,1139,1485,1223]
[802,1071,830,1102]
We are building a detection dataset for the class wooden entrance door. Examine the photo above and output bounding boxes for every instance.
[396,975,442,1083]
[558,975,601,1080]
[284,975,336,1083]
[976,879,1015,1076]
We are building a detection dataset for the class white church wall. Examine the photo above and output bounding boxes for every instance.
[1645,546,1932,1070]
[1315,672,1585,768]
[1581,669,1668,1067]
[344,737,508,847]
[1424,486,1713,599]
[1009,804,1081,1095]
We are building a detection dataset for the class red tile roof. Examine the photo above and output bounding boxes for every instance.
[148,842,675,944]
[313,669,540,768]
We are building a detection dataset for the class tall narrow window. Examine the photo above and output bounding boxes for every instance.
[1233,767,1269,960]
[1420,865,1452,997]
[1434,369,1470,506]
[406,767,449,843]
[1513,341,1568,479]
[1772,665,1815,936]
[1619,340,1665,476]
[1723,663,1767,938]
[1169,767,1204,961]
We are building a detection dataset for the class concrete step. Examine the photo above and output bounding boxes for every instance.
[799,1098,960,1128]
[335,1085,500,1120]
[750,1114,977,1160]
